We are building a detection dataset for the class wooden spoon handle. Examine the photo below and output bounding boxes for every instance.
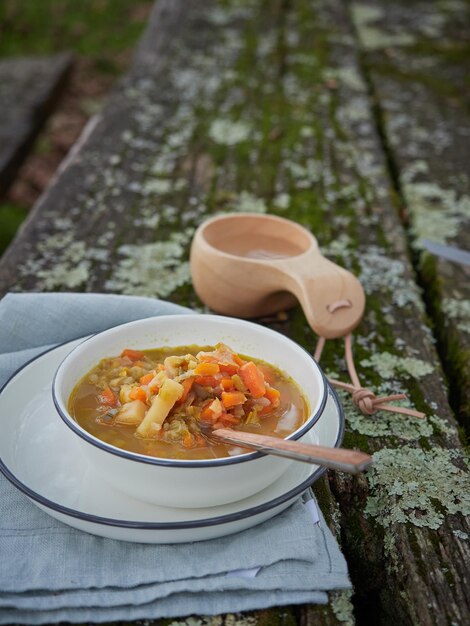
[213,429,372,474]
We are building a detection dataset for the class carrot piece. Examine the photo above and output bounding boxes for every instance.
[221,391,246,408]
[219,413,241,425]
[233,354,247,367]
[129,386,147,403]
[200,398,222,422]
[239,361,266,398]
[195,375,219,387]
[195,434,207,447]
[201,406,215,421]
[194,362,220,376]
[198,354,218,363]
[98,387,117,406]
[219,363,239,375]
[121,348,145,361]
[220,378,235,391]
[182,432,194,448]
[139,371,156,385]
[178,377,195,402]
[265,386,281,407]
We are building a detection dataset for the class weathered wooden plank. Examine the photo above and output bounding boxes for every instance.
[349,0,470,433]
[1,0,470,625]
[0,2,345,624]
[0,53,73,196]
[309,2,470,624]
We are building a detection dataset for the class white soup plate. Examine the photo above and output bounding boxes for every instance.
[0,338,344,543]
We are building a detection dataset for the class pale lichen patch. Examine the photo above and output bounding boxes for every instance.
[231,191,268,214]
[442,298,470,335]
[321,234,354,260]
[403,182,470,246]
[453,530,469,540]
[150,154,176,176]
[166,616,256,626]
[273,192,290,210]
[133,205,161,229]
[360,352,434,380]
[299,126,315,138]
[143,178,173,195]
[52,216,74,231]
[351,4,415,50]
[105,232,192,298]
[428,413,457,437]
[365,447,470,530]
[337,97,371,126]
[208,119,251,145]
[37,260,91,291]
[224,615,258,626]
[18,233,92,291]
[342,392,433,440]
[358,248,424,309]
[289,52,318,67]
[330,589,355,625]
[286,159,321,186]
[359,28,416,50]
[167,617,223,626]
[323,66,366,92]
[401,160,429,185]
[351,3,384,26]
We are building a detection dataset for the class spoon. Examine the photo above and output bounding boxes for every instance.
[213,429,372,474]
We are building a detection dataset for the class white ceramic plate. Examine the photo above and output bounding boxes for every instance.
[0,338,344,543]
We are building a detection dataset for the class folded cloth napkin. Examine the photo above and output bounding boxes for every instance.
[0,292,351,624]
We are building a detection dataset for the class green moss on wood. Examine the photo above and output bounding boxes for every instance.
[0,203,29,255]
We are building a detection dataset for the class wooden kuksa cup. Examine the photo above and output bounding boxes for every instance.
[190,213,365,339]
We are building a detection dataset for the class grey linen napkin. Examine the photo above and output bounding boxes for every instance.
[0,293,351,624]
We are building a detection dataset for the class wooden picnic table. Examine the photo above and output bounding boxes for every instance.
[1,0,469,624]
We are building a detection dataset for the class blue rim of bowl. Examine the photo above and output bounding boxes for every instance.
[0,336,345,529]
[51,320,329,468]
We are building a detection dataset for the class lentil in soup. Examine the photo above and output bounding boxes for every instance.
[69,343,309,460]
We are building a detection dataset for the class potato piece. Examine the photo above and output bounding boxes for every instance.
[148,370,167,392]
[164,356,185,377]
[164,354,197,377]
[115,400,147,425]
[119,384,134,404]
[136,378,184,438]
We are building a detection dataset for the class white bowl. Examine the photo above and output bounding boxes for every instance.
[53,315,328,508]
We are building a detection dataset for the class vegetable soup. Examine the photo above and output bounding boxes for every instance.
[69,343,309,460]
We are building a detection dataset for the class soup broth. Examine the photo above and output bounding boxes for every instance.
[69,343,309,460]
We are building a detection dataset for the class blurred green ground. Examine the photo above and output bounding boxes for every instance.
[0,0,153,254]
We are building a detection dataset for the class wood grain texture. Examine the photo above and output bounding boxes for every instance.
[1,0,469,625]
[0,53,73,196]
[350,0,470,434]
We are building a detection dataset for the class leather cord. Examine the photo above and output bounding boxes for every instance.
[314,306,426,420]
